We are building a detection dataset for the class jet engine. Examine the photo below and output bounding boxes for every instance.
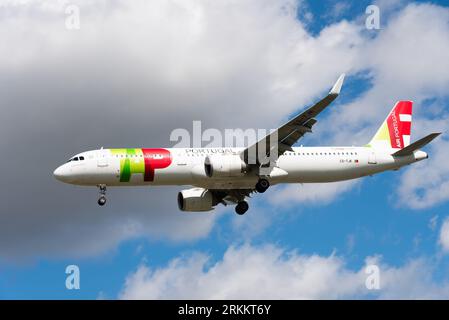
[204,154,247,178]
[177,188,215,212]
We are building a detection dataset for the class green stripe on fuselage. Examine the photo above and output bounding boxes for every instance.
[110,148,144,182]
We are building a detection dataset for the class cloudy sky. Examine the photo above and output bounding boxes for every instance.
[1,0,449,299]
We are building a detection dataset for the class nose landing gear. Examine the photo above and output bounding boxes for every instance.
[98,185,107,206]
[98,196,106,206]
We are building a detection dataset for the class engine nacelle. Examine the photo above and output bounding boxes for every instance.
[177,188,214,212]
[204,154,247,178]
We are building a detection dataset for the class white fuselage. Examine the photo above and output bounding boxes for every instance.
[53,146,427,189]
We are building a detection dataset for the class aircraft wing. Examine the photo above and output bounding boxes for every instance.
[242,73,345,165]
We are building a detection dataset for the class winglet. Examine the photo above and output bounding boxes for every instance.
[329,73,345,95]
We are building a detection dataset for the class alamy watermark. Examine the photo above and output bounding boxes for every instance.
[62,262,380,292]
[65,264,80,290]
[365,5,380,30]
[170,121,279,174]
[365,264,380,290]
[65,4,80,30]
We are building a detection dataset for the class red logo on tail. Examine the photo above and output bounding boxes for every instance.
[386,101,412,149]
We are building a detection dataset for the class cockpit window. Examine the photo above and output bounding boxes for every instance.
[67,155,85,162]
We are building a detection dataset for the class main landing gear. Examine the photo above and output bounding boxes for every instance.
[255,178,270,193]
[235,201,249,215]
[98,184,107,206]
[234,178,270,215]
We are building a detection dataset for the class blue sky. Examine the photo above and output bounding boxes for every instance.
[1,0,449,299]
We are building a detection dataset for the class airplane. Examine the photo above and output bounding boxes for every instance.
[53,74,441,215]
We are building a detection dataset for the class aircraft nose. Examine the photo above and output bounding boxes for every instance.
[53,165,68,182]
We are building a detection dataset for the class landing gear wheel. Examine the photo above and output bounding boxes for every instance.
[98,184,107,206]
[98,196,106,206]
[255,178,270,193]
[235,201,249,215]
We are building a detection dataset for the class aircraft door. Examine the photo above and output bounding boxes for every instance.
[368,151,377,164]
[97,149,109,167]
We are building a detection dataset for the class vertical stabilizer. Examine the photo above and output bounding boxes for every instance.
[368,100,413,150]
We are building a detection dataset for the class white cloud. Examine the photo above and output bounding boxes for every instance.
[319,4,449,147]
[269,180,358,207]
[119,243,449,299]
[397,137,449,209]
[439,217,449,253]
[325,1,351,20]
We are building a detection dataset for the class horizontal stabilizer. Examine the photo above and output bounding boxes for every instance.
[393,132,441,157]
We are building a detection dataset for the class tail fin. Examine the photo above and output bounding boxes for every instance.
[368,100,413,150]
